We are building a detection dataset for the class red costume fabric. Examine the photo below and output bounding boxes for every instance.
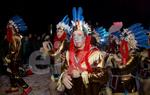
[119,40,129,64]
[6,27,13,43]
[68,35,93,73]
[53,32,66,50]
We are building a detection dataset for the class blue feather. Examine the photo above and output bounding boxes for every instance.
[137,39,148,43]
[130,27,144,33]
[61,15,68,23]
[99,32,107,36]
[65,18,70,24]
[143,45,150,49]
[134,31,145,36]
[78,7,83,21]
[97,28,106,34]
[96,27,103,31]
[144,30,150,33]
[135,35,148,40]
[11,15,27,32]
[128,23,142,30]
[72,7,77,21]
[80,16,84,21]
[95,26,109,46]
[138,45,150,49]
[111,31,121,38]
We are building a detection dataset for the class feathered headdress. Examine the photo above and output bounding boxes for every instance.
[120,29,137,49]
[110,23,150,49]
[6,15,27,42]
[117,23,150,64]
[95,26,109,45]
[70,7,91,35]
[56,15,70,33]
[9,15,28,33]
[122,23,150,49]
[109,22,123,33]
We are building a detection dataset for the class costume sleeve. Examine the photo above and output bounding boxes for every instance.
[56,51,69,92]
[88,49,104,68]
[49,41,65,56]
[87,49,109,86]
[105,54,115,68]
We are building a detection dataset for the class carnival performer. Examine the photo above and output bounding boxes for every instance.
[106,23,150,95]
[137,30,150,95]
[57,7,109,95]
[3,15,32,94]
[40,15,70,80]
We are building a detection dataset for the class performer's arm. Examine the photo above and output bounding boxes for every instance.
[87,50,109,85]
[57,51,73,90]
[49,41,65,56]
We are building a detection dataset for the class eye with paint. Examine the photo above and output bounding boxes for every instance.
[73,30,85,42]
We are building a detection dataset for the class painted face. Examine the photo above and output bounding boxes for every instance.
[73,30,85,48]
[57,28,64,38]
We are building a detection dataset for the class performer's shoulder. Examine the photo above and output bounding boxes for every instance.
[90,46,99,51]
[88,46,101,56]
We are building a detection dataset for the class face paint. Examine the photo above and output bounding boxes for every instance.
[73,30,85,48]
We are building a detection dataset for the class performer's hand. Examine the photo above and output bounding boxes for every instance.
[62,73,73,89]
[81,71,89,85]
[72,69,80,78]
[96,71,104,77]
[42,41,51,52]
[89,70,104,78]
[40,47,44,52]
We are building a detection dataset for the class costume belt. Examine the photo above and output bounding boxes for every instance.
[110,74,138,90]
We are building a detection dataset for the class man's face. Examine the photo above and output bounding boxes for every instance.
[57,28,64,38]
[73,30,85,48]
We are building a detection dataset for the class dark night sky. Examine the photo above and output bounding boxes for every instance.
[0,0,150,34]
